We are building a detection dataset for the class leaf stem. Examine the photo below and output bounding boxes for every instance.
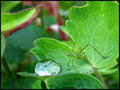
[94,69,108,89]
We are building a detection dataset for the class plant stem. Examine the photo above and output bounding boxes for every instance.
[40,1,46,27]
[2,57,11,76]
[94,69,108,89]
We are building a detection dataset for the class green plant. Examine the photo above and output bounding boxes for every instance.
[1,1,119,89]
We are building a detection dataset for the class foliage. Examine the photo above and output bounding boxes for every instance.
[1,1,119,89]
[45,73,105,89]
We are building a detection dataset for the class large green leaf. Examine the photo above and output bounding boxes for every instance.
[45,73,105,89]
[30,1,119,75]
[1,5,42,34]
[1,34,6,58]
[1,1,21,13]
[65,1,119,69]
[30,38,93,74]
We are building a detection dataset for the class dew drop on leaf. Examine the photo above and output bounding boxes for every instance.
[35,59,60,76]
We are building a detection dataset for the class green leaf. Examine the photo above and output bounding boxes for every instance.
[45,72,105,89]
[65,1,119,71]
[98,68,118,75]
[1,1,21,13]
[98,59,118,75]
[32,80,42,89]
[1,5,42,33]
[17,72,51,81]
[30,38,93,74]
[1,34,6,58]
[30,1,119,75]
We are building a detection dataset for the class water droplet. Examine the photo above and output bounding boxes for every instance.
[35,59,60,76]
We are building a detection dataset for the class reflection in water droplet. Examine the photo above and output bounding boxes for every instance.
[35,60,60,76]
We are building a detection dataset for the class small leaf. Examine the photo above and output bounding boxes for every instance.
[45,72,105,89]
[98,68,118,75]
[35,59,60,76]
[17,72,51,81]
[1,34,6,58]
[98,59,118,75]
